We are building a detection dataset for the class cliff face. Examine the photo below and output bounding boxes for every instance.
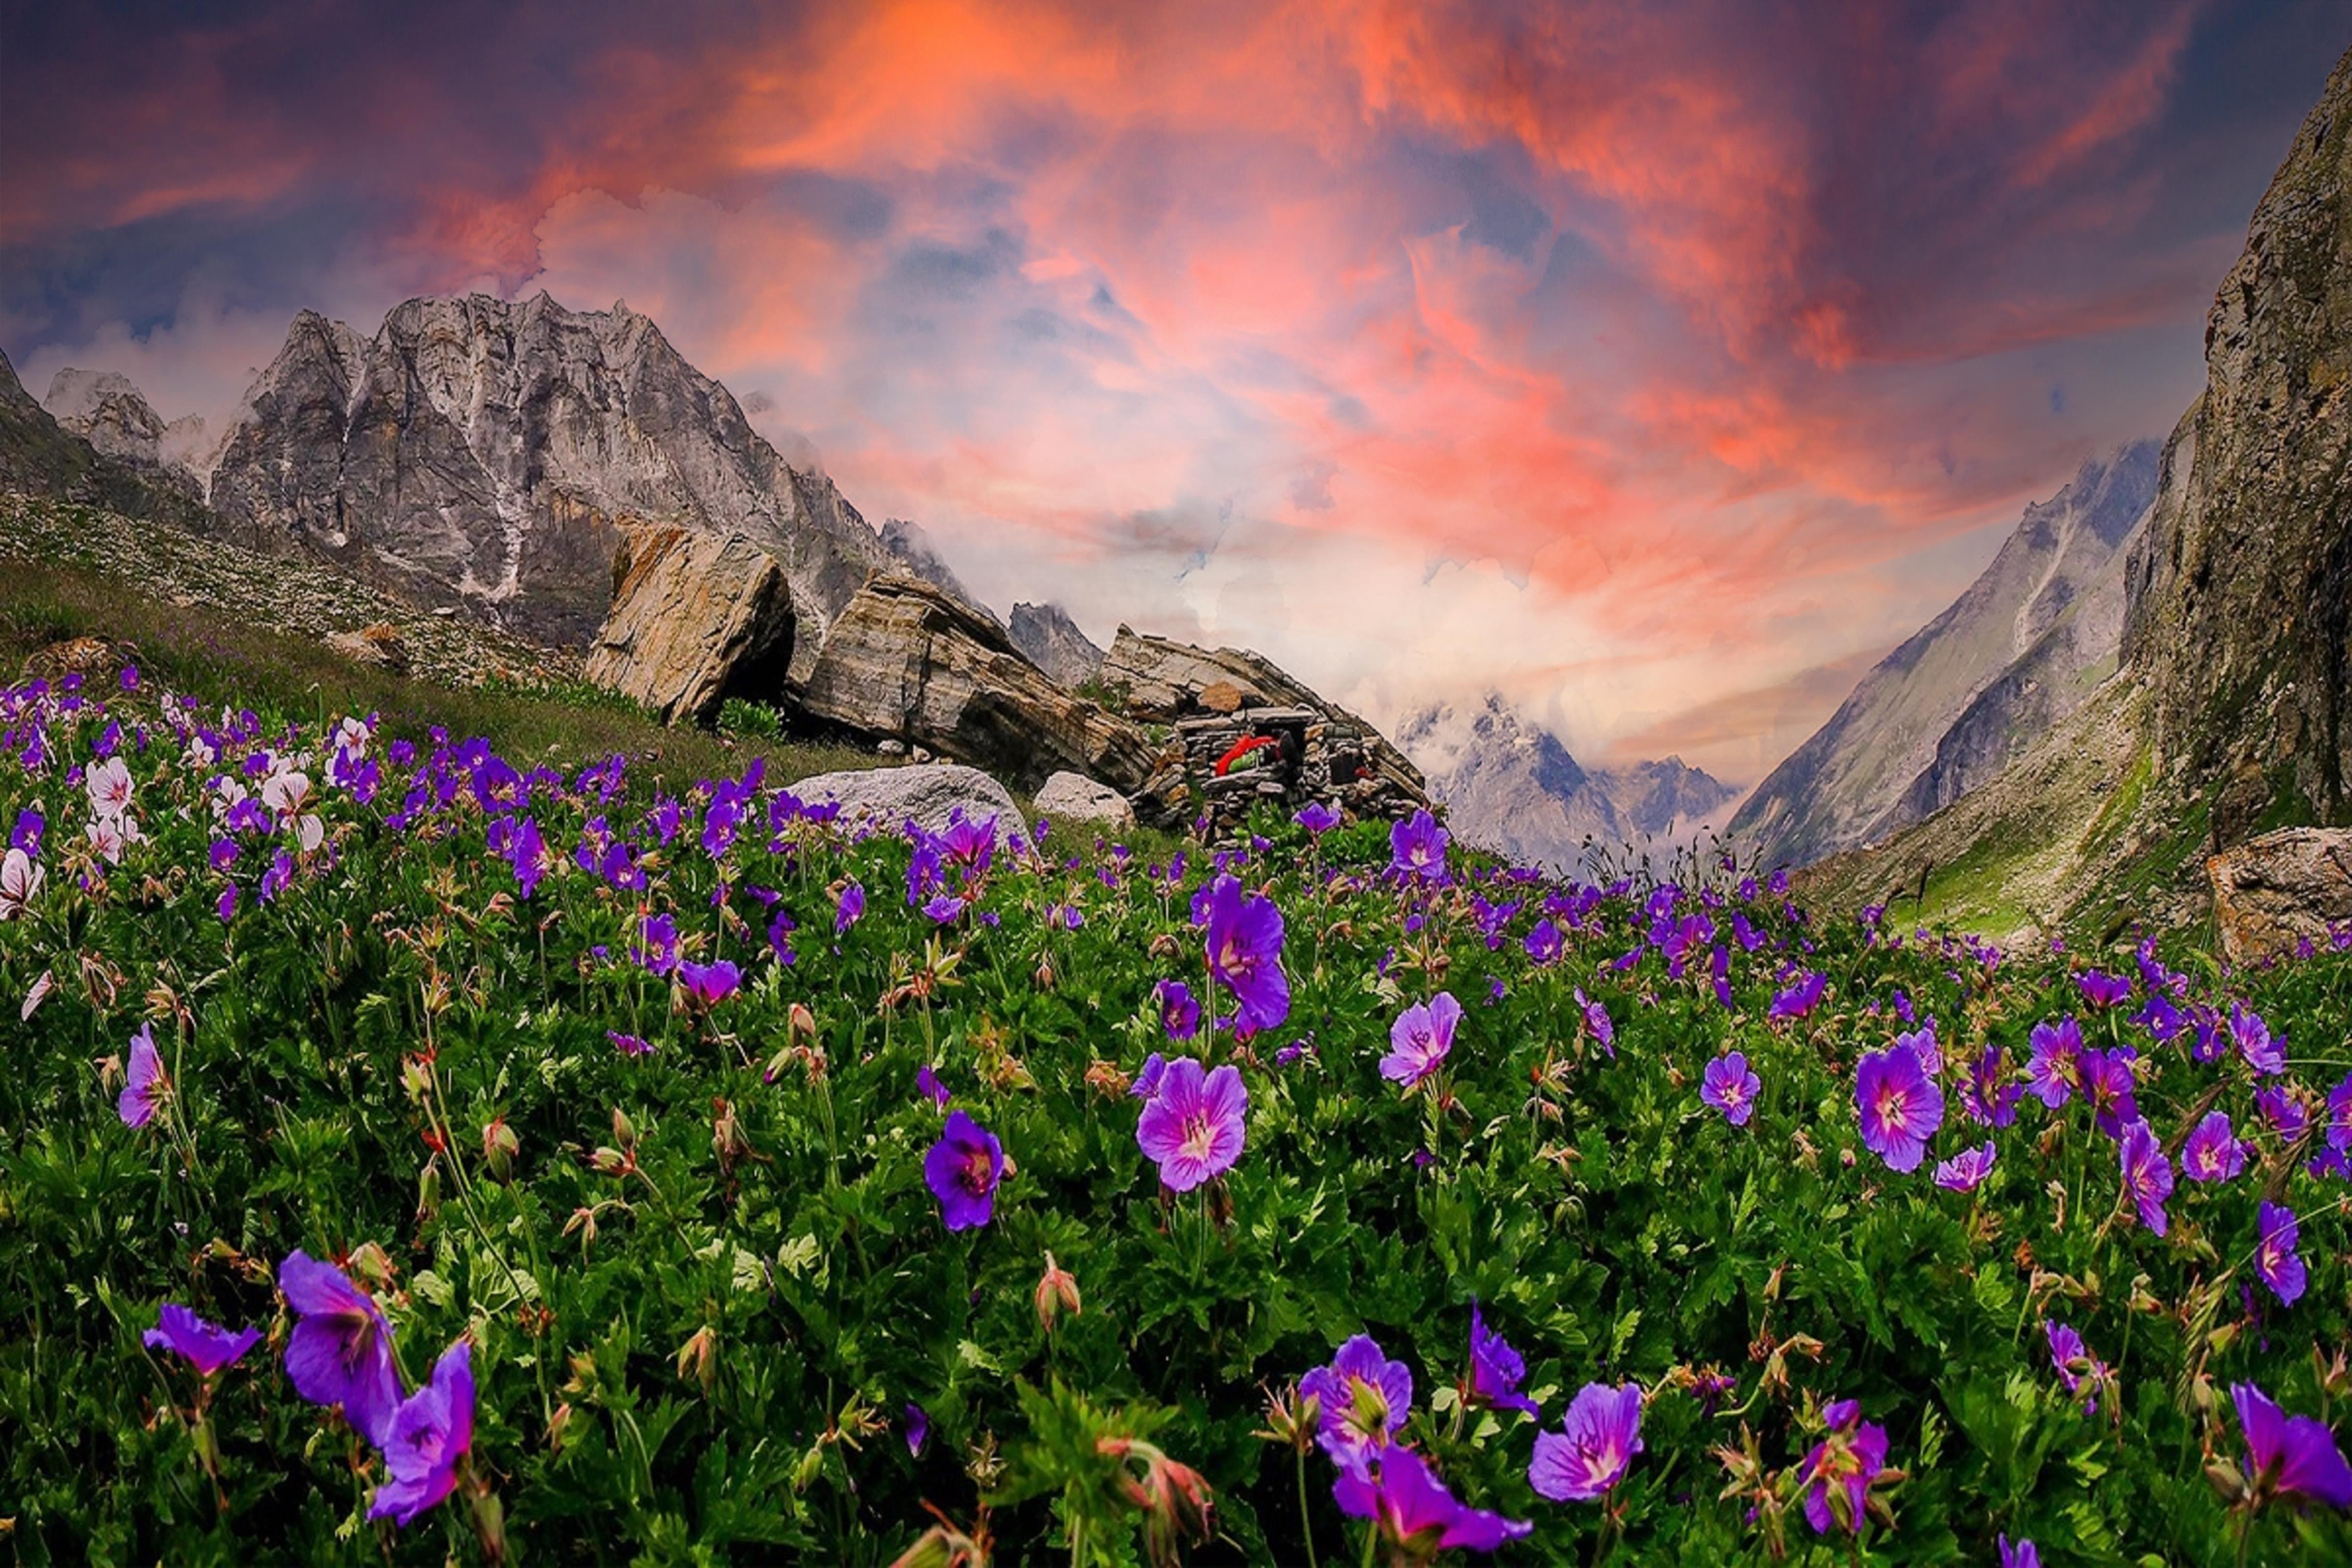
[1007,602,1106,688]
[2122,53,2352,845]
[1730,441,2158,869]
[206,293,914,653]
[1799,48,2352,939]
[0,347,213,532]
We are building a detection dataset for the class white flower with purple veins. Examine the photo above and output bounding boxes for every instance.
[0,848,44,920]
[263,770,325,853]
[84,756,135,821]
[86,814,144,866]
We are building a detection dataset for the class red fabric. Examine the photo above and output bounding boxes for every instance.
[1214,734,1279,776]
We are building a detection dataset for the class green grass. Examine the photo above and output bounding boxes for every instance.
[0,555,882,791]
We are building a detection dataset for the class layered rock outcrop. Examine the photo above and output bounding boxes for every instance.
[793,576,1161,794]
[2208,828,2352,963]
[584,525,796,725]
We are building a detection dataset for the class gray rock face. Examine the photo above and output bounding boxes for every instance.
[789,763,1028,839]
[793,575,1160,793]
[0,347,214,532]
[2208,828,2352,963]
[878,517,989,619]
[2123,50,2352,847]
[584,524,796,725]
[1396,693,1737,872]
[205,293,920,652]
[1032,771,1135,830]
[1731,441,2158,869]
[1008,602,1106,687]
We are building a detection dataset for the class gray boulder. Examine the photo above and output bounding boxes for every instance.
[583,524,795,724]
[789,763,1028,839]
[2208,828,2352,964]
[1033,771,1135,831]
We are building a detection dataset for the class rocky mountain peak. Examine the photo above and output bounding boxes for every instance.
[1007,602,1106,688]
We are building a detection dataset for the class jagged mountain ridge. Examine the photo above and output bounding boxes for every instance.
[0,346,214,532]
[195,292,977,661]
[1396,693,1737,872]
[1008,602,1106,688]
[1730,441,2159,869]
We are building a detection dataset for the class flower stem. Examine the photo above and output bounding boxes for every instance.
[1296,1445,1320,1568]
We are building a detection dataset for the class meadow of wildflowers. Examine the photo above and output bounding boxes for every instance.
[4,665,2352,1564]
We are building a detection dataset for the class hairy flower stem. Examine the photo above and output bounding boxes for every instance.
[1296,1445,1320,1568]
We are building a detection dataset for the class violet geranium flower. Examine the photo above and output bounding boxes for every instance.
[2025,1016,2082,1109]
[1333,1445,1530,1554]
[2233,1382,2352,1509]
[1135,1057,1248,1191]
[1301,1335,1412,1473]
[280,1250,405,1446]
[1701,1052,1761,1127]
[1155,980,1201,1042]
[1465,1303,1539,1418]
[1381,993,1461,1091]
[923,1110,1004,1232]
[144,1303,261,1376]
[1528,1382,1643,1501]
[369,1339,476,1526]
[1855,1045,1944,1174]
[1799,1398,1888,1535]
[2257,1201,2307,1307]
[1932,1140,1997,1193]
[1999,1536,2040,1568]
[677,958,740,1007]
[118,1022,167,1129]
[1202,876,1289,1035]
[2182,1111,2247,1183]
[2118,1118,2175,1236]
[1388,810,1449,883]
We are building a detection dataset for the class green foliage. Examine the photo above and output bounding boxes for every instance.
[1,669,2351,1566]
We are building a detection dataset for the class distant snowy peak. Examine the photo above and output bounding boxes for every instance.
[1396,693,1736,873]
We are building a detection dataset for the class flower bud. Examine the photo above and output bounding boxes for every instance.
[2205,1457,2248,1503]
[401,1054,434,1102]
[1034,956,1056,990]
[589,1146,630,1177]
[1148,932,1181,960]
[675,1324,718,1393]
[789,1001,818,1043]
[611,1106,637,1150]
[346,1242,396,1291]
[415,1158,442,1225]
[483,1117,519,1180]
[1035,1252,1081,1331]
[546,1401,574,1453]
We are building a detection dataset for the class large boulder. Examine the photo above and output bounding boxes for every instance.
[584,524,795,725]
[789,763,1028,839]
[2208,828,2352,964]
[792,575,1158,793]
[1033,771,1135,832]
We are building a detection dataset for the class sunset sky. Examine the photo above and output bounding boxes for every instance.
[2,0,2341,783]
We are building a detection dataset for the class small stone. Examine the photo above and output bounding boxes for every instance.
[1033,771,1136,830]
[877,738,907,757]
[910,745,934,764]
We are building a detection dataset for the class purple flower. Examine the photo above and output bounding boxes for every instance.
[2182,1111,2247,1182]
[1302,1335,1413,1472]
[2234,1382,2352,1508]
[1932,1140,1997,1193]
[280,1250,404,1447]
[2025,1016,2082,1108]
[369,1339,475,1526]
[1528,1382,1643,1501]
[1333,1444,1530,1554]
[1768,970,1827,1021]
[2078,1045,2139,1138]
[1799,1398,1888,1535]
[1295,801,1340,834]
[1523,919,1564,966]
[1573,987,1614,1055]
[608,1030,655,1057]
[1381,993,1461,1090]
[2118,1118,2174,1236]
[2257,1201,2307,1307]
[917,1065,951,1107]
[1466,1304,1539,1418]
[118,1022,166,1129]
[634,912,681,976]
[1959,1047,2021,1128]
[1894,1022,1940,1078]
[1388,809,1449,882]
[2329,1073,2352,1154]
[834,880,866,933]
[2260,1084,2311,1144]
[1701,1052,1761,1127]
[905,1400,931,1456]
[677,958,740,1007]
[1855,1046,1944,1174]
[507,816,545,899]
[2075,970,2132,1009]
[1203,875,1289,1036]
[1135,1057,1247,1191]
[1999,1536,2040,1568]
[144,1303,261,1376]
[2232,1002,2284,1076]
[1155,980,1201,1042]
[1130,1052,1169,1101]
[923,1110,1004,1231]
